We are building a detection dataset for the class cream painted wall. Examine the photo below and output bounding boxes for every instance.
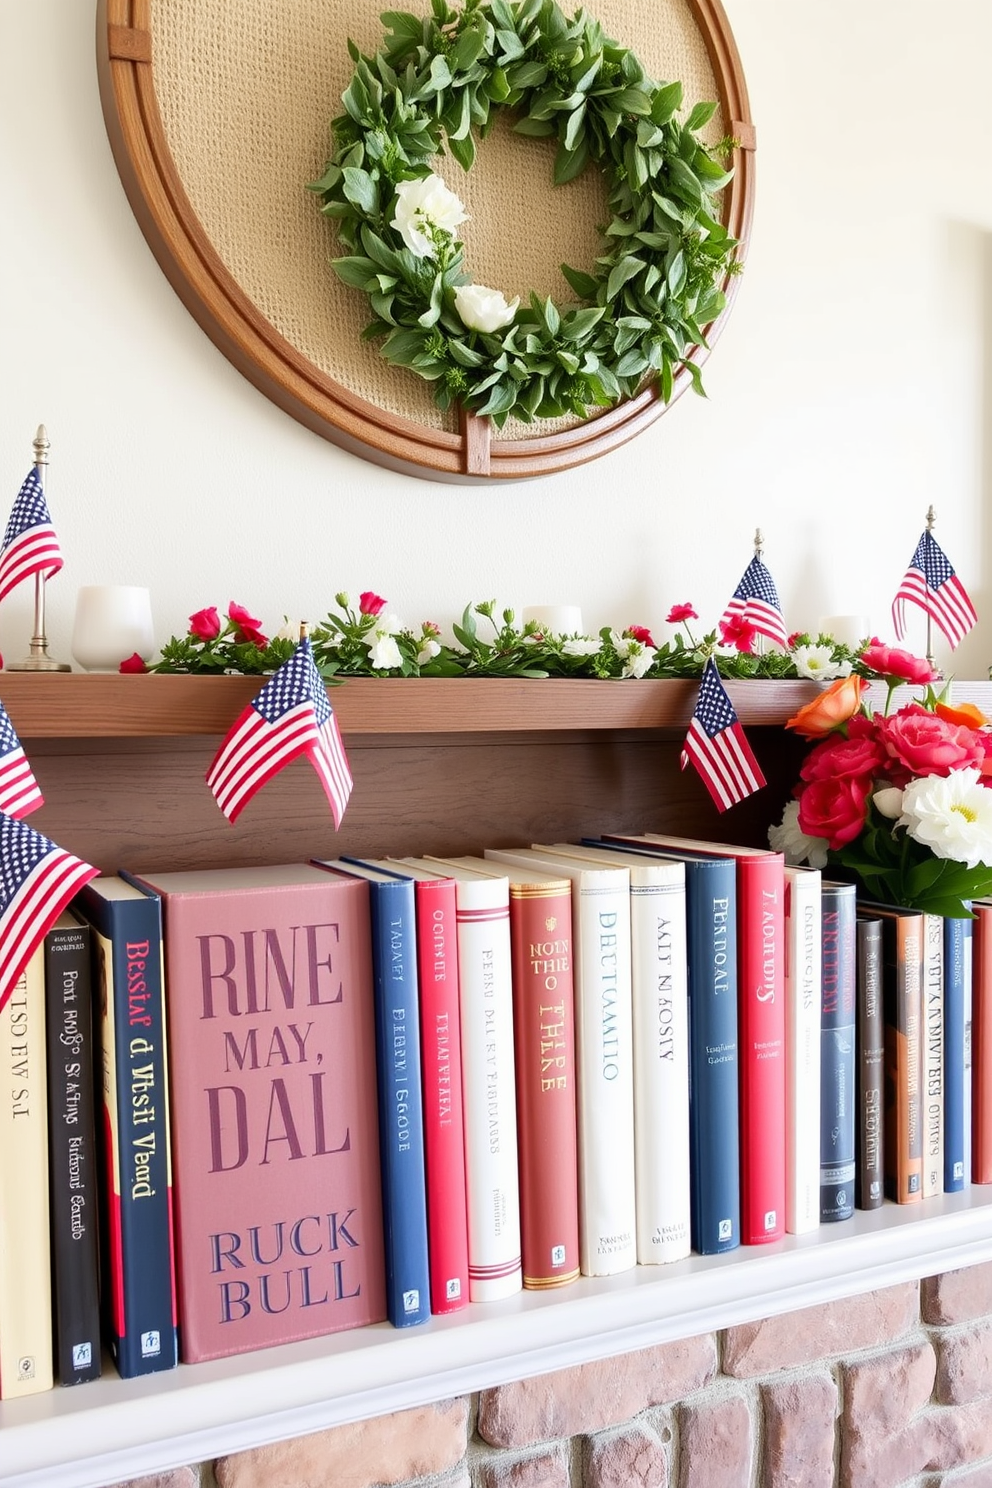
[1,1,990,678]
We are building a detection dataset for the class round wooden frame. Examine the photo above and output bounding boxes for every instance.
[96,0,755,483]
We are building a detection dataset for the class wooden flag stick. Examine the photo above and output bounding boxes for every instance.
[6,425,70,672]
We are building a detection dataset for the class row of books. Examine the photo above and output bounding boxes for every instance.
[2,831,988,1395]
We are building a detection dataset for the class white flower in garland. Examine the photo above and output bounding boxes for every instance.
[454,283,520,334]
[896,767,992,870]
[417,638,441,664]
[562,637,601,658]
[391,174,468,260]
[366,612,403,670]
[610,630,655,679]
[792,642,852,682]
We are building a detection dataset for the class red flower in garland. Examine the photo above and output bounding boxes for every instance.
[119,652,147,674]
[666,603,697,625]
[359,591,387,618]
[228,601,267,648]
[626,624,656,647]
[189,605,221,641]
[719,615,757,653]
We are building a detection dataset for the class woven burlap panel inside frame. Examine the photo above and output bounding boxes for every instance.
[100,0,753,479]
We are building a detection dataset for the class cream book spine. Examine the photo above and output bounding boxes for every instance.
[536,845,690,1263]
[922,911,944,1198]
[484,847,637,1276]
[0,946,53,1397]
[784,866,822,1235]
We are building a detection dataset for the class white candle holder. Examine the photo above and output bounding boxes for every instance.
[71,585,155,673]
[521,605,584,635]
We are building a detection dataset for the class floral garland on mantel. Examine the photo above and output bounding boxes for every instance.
[125,593,876,684]
[308,0,740,425]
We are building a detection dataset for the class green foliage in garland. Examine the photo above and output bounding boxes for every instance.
[308,0,740,426]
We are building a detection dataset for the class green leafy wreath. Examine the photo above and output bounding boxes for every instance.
[309,0,741,427]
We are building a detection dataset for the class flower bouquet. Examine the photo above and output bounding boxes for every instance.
[769,644,992,918]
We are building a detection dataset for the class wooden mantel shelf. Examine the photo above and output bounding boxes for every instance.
[3,672,989,740]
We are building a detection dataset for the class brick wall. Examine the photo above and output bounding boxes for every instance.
[113,1264,992,1488]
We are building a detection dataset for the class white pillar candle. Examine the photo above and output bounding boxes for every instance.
[817,614,869,649]
[521,605,584,635]
[72,585,155,672]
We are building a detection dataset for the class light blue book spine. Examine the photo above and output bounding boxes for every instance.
[944,915,971,1193]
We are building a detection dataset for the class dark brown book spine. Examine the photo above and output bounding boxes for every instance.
[855,917,883,1210]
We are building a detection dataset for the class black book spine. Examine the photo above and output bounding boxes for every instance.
[44,916,102,1384]
[856,917,884,1210]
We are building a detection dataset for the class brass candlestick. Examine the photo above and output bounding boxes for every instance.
[6,424,71,672]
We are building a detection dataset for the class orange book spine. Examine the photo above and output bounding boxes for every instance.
[509,882,580,1289]
[972,903,992,1183]
[883,911,924,1203]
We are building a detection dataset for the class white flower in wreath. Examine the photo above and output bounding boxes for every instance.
[391,174,468,259]
[562,637,601,658]
[454,283,520,334]
[417,638,441,664]
[609,631,655,679]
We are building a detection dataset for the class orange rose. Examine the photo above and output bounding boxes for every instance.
[787,675,866,739]
[935,699,989,731]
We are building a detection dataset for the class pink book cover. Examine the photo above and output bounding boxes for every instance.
[133,864,386,1362]
[412,876,470,1313]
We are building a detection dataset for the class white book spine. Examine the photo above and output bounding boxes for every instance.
[923,912,944,1198]
[630,868,691,1263]
[784,867,821,1235]
[0,948,53,1397]
[572,877,637,1275]
[452,878,522,1301]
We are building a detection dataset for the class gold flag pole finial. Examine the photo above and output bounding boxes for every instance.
[299,620,310,642]
[6,423,70,672]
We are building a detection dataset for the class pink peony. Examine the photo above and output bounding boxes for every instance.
[799,716,886,784]
[861,643,935,686]
[876,704,985,785]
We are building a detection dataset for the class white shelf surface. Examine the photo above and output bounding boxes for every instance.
[4,1189,992,1488]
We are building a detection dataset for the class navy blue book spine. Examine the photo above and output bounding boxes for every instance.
[683,856,740,1254]
[820,883,857,1222]
[365,877,431,1326]
[75,880,177,1378]
[944,916,970,1193]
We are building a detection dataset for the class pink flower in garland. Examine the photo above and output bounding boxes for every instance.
[666,603,697,625]
[719,615,757,653]
[228,601,267,648]
[626,624,656,647]
[189,605,221,641]
[359,591,387,618]
[119,652,147,674]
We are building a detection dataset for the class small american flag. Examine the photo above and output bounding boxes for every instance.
[719,556,789,649]
[681,658,766,812]
[0,468,63,605]
[892,529,977,650]
[207,637,353,826]
[0,699,43,818]
[0,812,98,1016]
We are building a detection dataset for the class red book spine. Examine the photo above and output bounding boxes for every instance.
[736,856,787,1243]
[509,881,580,1289]
[413,878,470,1313]
[972,903,992,1183]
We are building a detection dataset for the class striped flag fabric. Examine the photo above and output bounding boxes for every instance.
[681,657,767,812]
[206,637,353,826]
[892,528,977,650]
[0,698,43,818]
[0,467,64,604]
[719,555,789,649]
[0,811,98,1016]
